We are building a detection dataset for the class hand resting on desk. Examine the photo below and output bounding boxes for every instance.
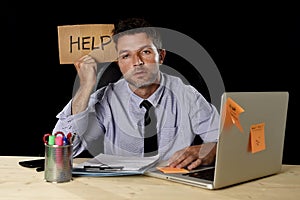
[168,142,217,170]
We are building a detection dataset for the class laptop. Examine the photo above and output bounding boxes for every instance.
[144,91,289,189]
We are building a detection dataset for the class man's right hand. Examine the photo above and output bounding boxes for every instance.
[74,55,98,89]
[72,55,98,115]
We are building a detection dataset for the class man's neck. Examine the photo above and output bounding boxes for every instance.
[128,72,161,99]
[133,83,160,99]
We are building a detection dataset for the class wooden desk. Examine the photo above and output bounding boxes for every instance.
[1,156,299,200]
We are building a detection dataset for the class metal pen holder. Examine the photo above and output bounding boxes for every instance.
[44,144,73,183]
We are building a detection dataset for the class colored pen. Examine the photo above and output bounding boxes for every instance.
[55,136,63,146]
[48,135,55,145]
[63,136,69,145]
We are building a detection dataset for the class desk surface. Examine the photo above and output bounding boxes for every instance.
[1,156,300,200]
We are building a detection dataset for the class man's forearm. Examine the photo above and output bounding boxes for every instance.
[71,86,93,115]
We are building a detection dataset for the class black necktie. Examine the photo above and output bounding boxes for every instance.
[140,100,158,157]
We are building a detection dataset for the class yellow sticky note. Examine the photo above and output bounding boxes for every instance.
[249,123,266,153]
[222,97,245,133]
[156,166,189,174]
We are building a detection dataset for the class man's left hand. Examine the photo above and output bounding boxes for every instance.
[168,142,217,170]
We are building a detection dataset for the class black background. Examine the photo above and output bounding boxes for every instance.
[4,5,299,164]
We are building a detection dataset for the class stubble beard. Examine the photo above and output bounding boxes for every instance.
[125,67,160,89]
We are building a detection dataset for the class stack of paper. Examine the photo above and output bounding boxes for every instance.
[72,153,160,177]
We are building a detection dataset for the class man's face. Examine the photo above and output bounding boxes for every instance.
[116,33,161,89]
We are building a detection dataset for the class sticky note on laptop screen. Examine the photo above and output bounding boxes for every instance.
[249,122,266,153]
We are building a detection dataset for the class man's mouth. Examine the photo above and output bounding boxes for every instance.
[134,70,147,76]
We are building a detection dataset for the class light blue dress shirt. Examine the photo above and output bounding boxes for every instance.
[53,72,220,160]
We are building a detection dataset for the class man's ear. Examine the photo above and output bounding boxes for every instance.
[159,49,166,64]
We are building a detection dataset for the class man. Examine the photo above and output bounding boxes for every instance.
[53,17,220,170]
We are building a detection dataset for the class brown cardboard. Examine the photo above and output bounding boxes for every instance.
[57,24,117,64]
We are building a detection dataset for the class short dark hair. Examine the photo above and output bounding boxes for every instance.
[112,17,162,50]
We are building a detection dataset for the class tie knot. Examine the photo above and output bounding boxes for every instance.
[140,100,153,110]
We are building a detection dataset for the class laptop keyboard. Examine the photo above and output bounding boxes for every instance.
[183,167,215,181]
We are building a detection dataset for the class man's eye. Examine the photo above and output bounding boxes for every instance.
[121,54,129,59]
[141,50,152,55]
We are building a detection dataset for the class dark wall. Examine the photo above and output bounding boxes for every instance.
[4,6,299,164]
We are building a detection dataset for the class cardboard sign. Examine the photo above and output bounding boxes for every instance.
[57,24,117,64]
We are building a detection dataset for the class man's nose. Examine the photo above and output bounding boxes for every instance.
[133,53,144,66]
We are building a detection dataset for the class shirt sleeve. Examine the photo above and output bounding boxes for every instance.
[188,86,220,143]
[52,89,105,157]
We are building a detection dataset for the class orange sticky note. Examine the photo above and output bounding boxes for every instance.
[249,123,266,153]
[222,97,245,133]
[156,166,189,174]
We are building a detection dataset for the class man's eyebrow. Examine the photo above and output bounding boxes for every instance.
[118,45,153,55]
